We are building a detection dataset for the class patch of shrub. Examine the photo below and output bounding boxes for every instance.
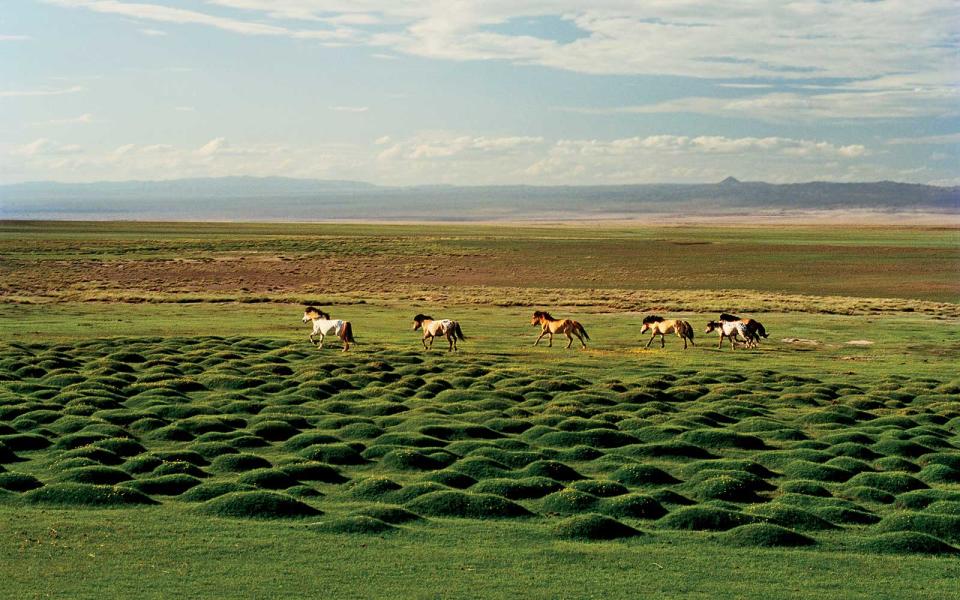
[918,464,960,484]
[718,523,815,548]
[406,491,533,519]
[195,491,320,519]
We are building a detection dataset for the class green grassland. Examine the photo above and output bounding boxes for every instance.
[1,221,958,599]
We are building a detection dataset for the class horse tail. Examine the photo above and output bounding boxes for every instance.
[454,322,466,341]
[575,321,590,340]
[342,322,356,343]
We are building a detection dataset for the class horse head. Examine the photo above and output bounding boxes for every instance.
[412,314,431,330]
[705,320,721,333]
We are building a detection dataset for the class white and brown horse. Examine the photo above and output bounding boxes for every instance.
[302,307,355,351]
[641,315,695,349]
[720,313,768,347]
[531,311,590,349]
[412,314,466,352]
[705,319,750,350]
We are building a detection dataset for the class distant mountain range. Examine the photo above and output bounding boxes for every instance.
[1,176,957,221]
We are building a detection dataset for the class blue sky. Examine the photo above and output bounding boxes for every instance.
[1,0,957,185]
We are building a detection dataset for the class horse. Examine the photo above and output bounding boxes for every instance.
[719,313,768,347]
[530,311,590,349]
[301,306,355,352]
[640,315,695,349]
[705,320,750,350]
[412,314,466,352]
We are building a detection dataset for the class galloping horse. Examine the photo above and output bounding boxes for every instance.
[530,311,590,349]
[705,319,750,350]
[720,313,768,347]
[412,314,466,352]
[302,307,355,351]
[640,315,695,349]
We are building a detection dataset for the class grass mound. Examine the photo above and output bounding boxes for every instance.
[569,480,629,498]
[347,477,402,500]
[179,482,258,502]
[195,491,320,519]
[858,532,958,555]
[350,505,423,524]
[552,514,641,541]
[309,516,398,535]
[745,504,837,531]
[210,453,272,473]
[610,464,679,486]
[58,466,131,485]
[299,443,367,465]
[522,460,583,481]
[541,489,600,515]
[381,449,446,471]
[23,483,156,507]
[845,472,928,495]
[236,468,300,490]
[472,477,562,500]
[279,462,347,484]
[690,476,762,503]
[657,506,755,531]
[782,461,853,483]
[718,524,815,548]
[874,512,960,543]
[124,474,202,496]
[423,470,477,489]
[406,491,533,519]
[600,494,667,520]
[679,429,765,450]
[0,472,43,492]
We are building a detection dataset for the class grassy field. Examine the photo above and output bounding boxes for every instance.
[1,221,958,599]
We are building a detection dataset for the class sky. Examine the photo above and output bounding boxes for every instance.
[1,1,958,186]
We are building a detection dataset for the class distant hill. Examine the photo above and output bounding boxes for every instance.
[1,176,957,221]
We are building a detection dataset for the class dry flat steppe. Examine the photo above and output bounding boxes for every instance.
[0,221,958,599]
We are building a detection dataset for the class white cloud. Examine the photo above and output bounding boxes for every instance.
[887,133,960,146]
[0,85,84,98]
[0,34,32,41]
[174,106,196,112]
[35,113,94,126]
[328,105,369,112]
[12,138,84,157]
[138,28,167,36]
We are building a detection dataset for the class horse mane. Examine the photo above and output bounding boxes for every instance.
[643,315,664,324]
[534,311,555,321]
[719,313,740,322]
[413,314,432,322]
[304,306,330,319]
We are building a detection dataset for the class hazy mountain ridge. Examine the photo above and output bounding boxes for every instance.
[1,177,957,221]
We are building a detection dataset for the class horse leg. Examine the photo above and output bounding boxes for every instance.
[565,331,573,349]
[576,332,586,350]
[422,335,429,350]
[342,337,349,352]
[660,334,665,349]
[317,334,324,350]
[682,335,687,350]
[309,334,317,346]
[730,335,737,350]
[534,330,546,346]
[718,334,724,349]
[448,333,454,352]
[548,332,553,347]
[645,333,656,348]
